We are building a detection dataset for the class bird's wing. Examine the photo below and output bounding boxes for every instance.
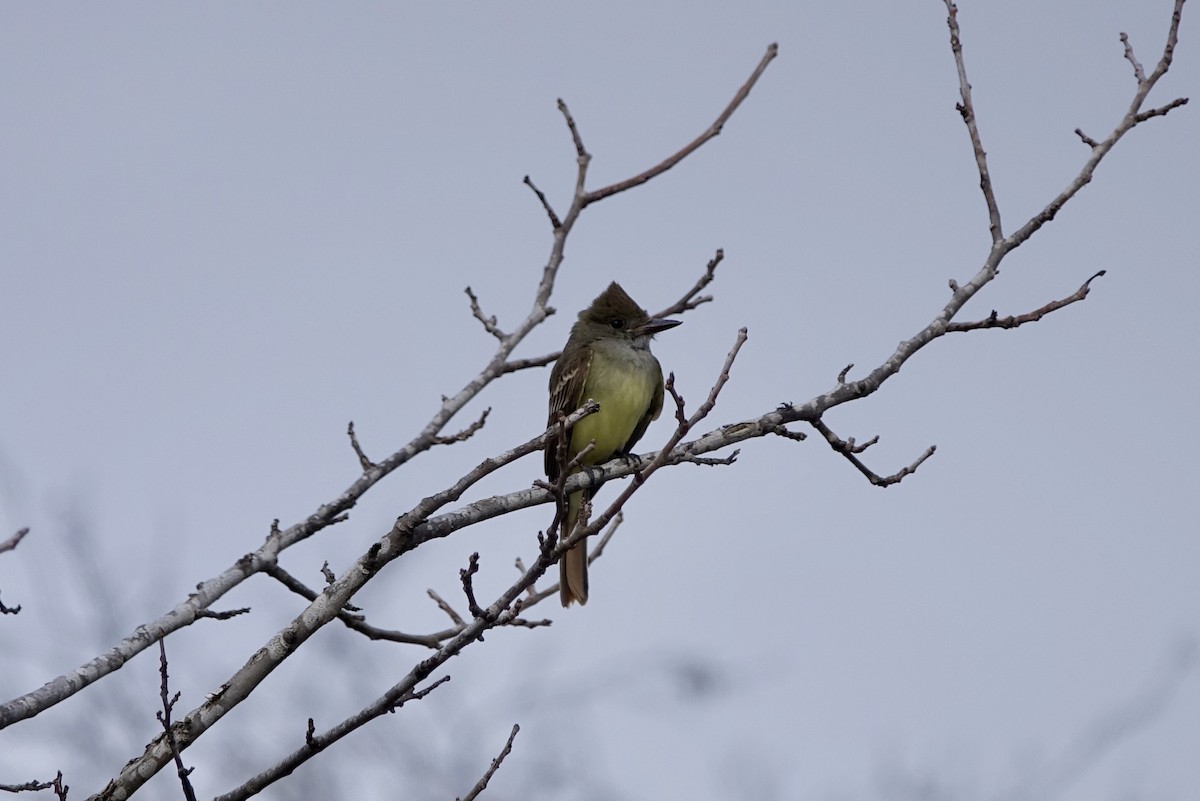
[545,347,593,480]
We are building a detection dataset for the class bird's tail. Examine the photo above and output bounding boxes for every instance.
[559,490,589,607]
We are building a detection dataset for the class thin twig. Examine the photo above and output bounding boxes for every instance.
[460,553,485,619]
[346,422,374,470]
[946,270,1106,332]
[458,724,521,801]
[653,249,724,318]
[465,287,507,340]
[500,352,559,374]
[945,1,1004,243]
[1004,0,1188,252]
[431,408,491,446]
[1135,96,1189,122]
[156,641,198,801]
[213,676,452,801]
[810,418,936,488]
[427,589,466,627]
[0,772,67,798]
[1121,31,1147,82]
[522,175,561,229]
[265,563,448,647]
[581,45,778,206]
[1074,128,1100,148]
[195,607,251,621]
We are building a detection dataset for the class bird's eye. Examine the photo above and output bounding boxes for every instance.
[609,318,625,329]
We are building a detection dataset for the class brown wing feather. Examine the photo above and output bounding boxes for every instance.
[544,348,593,480]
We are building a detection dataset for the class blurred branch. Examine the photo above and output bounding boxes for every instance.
[0,527,27,617]
[0,527,29,554]
[1016,639,1198,800]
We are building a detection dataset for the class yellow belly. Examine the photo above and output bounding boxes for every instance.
[569,351,658,464]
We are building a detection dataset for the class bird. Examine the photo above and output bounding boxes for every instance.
[545,282,681,606]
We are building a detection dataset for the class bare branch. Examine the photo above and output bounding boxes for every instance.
[653,249,724,318]
[585,512,624,568]
[678,450,741,466]
[10,24,762,728]
[1074,127,1100,148]
[431,407,491,446]
[557,98,589,160]
[195,607,251,621]
[1121,31,1148,82]
[465,287,507,340]
[767,0,1189,452]
[8,9,1188,793]
[0,772,67,797]
[458,724,521,801]
[767,425,806,443]
[1006,0,1187,252]
[213,676,452,801]
[1135,95,1189,122]
[549,98,594,249]
[81,403,605,797]
[460,552,485,619]
[346,422,374,470]
[524,49,769,375]
[500,352,558,374]
[522,175,561,229]
[156,641,198,801]
[581,45,778,206]
[810,418,936,488]
[217,515,605,801]
[428,588,466,628]
[264,563,450,647]
[266,564,358,612]
[945,1,1004,243]
[946,270,1106,332]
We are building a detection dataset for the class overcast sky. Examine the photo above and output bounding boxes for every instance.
[1,2,1197,800]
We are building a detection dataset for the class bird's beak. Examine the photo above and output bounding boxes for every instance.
[633,317,682,337]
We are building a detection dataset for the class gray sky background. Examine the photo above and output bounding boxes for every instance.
[1,2,1197,800]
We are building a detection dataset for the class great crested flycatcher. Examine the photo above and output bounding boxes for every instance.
[545,281,681,607]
